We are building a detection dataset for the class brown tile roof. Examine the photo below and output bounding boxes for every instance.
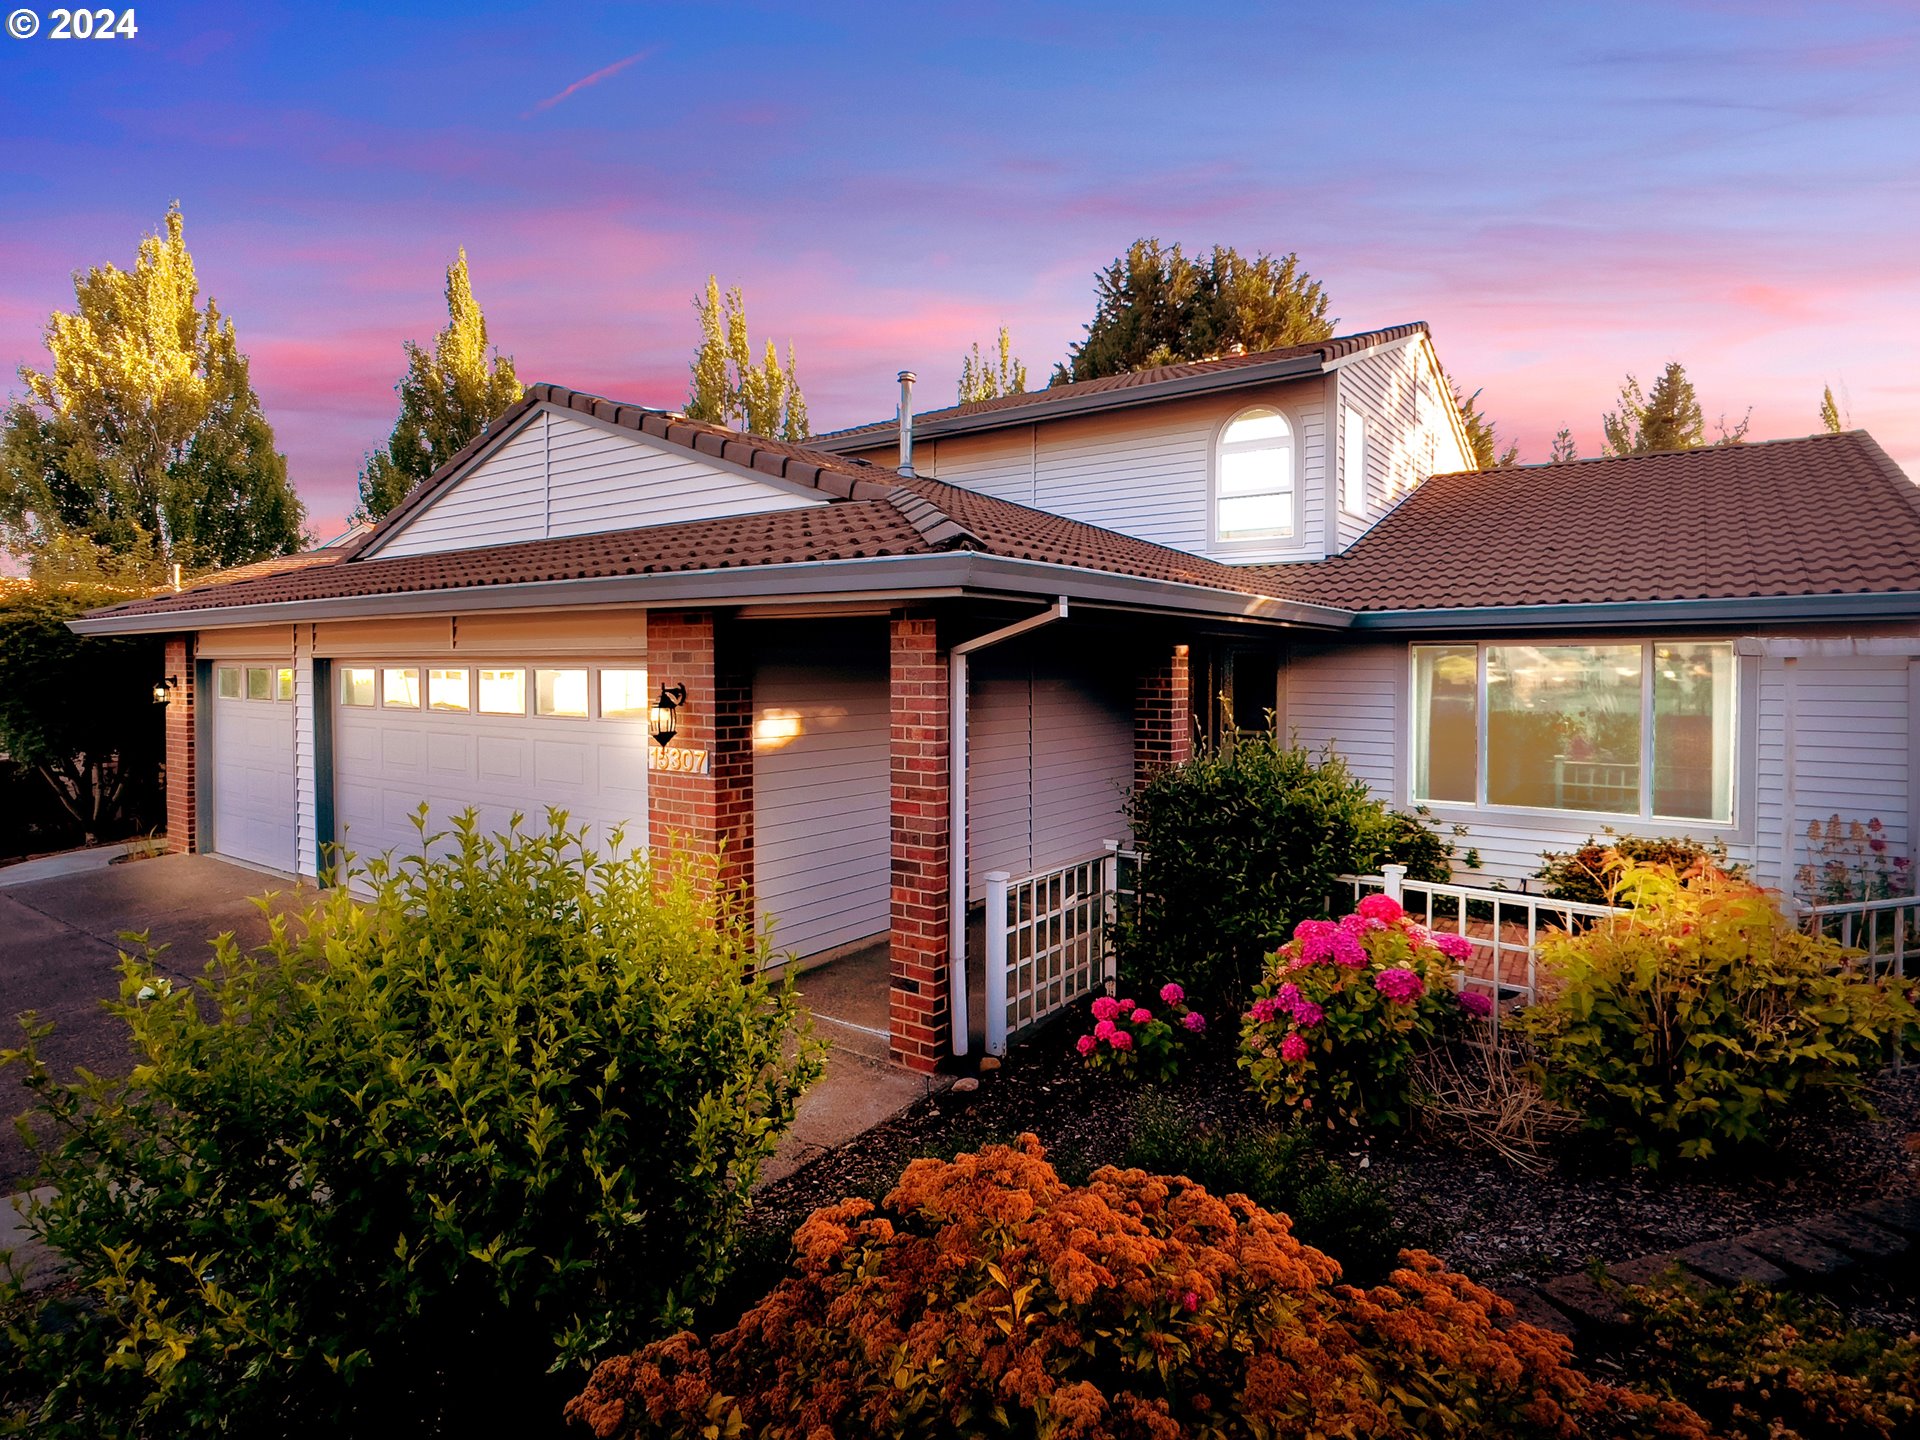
[813,323,1431,445]
[80,386,1920,628]
[1294,431,1920,611]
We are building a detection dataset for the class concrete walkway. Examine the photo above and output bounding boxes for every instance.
[0,841,131,889]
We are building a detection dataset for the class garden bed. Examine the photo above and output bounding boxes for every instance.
[742,1024,1920,1299]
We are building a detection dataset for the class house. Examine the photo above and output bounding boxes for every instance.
[73,321,1920,1070]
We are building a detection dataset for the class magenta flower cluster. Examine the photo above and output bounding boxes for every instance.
[1077,980,1205,1077]
[1373,966,1426,1004]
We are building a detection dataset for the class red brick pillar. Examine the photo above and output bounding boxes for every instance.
[645,612,751,902]
[888,610,950,1072]
[163,634,198,853]
[1135,643,1192,789]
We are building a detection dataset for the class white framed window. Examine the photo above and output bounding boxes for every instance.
[1341,405,1367,516]
[427,667,470,712]
[382,667,421,709]
[1214,406,1294,542]
[535,668,588,718]
[339,667,376,707]
[477,668,526,715]
[599,669,650,721]
[217,666,242,699]
[1411,641,1736,823]
[276,667,295,702]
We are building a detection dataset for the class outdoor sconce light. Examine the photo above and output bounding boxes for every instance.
[151,676,177,706]
[649,684,687,748]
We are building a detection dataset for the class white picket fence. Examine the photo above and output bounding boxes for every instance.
[982,843,1121,1056]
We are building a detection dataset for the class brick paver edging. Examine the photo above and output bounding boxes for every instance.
[1496,1189,1920,1338]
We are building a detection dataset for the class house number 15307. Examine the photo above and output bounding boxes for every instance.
[647,747,711,776]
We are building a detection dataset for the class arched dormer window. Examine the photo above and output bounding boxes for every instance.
[1215,406,1294,542]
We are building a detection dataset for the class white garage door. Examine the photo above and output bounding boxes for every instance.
[209,661,299,873]
[331,661,650,867]
[752,627,891,961]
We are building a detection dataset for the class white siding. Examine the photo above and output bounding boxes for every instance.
[917,379,1331,565]
[752,627,892,960]
[373,408,825,560]
[1330,337,1470,551]
[967,643,1133,894]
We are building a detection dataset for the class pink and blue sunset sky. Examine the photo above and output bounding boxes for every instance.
[4,0,1918,540]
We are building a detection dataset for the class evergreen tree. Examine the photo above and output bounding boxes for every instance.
[958,327,1028,404]
[0,205,304,573]
[1600,361,1748,456]
[1055,239,1334,383]
[1820,385,1845,434]
[684,277,809,440]
[357,249,522,520]
[1549,428,1579,463]
[1449,375,1519,468]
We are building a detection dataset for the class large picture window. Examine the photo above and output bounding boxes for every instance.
[1412,641,1736,823]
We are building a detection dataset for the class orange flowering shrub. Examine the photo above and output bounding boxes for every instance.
[568,1137,1710,1440]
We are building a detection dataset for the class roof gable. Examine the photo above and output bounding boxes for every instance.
[363,404,835,561]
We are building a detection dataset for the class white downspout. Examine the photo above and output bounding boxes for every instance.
[948,596,1070,1056]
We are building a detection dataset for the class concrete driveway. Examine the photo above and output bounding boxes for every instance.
[0,853,307,1191]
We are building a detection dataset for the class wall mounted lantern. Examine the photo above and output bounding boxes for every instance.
[151,676,178,706]
[649,683,687,747]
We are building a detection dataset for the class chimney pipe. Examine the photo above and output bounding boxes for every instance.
[896,370,916,476]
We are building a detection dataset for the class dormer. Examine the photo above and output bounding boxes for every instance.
[812,323,1473,565]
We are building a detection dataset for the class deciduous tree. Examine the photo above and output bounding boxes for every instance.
[1549,428,1579,463]
[0,205,304,573]
[957,326,1027,403]
[1601,361,1748,456]
[1056,239,1335,383]
[1820,385,1845,434]
[357,249,522,520]
[684,277,809,440]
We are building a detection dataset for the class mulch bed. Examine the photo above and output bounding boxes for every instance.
[744,1022,1920,1296]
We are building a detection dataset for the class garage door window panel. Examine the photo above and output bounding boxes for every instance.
[478,669,526,715]
[340,668,376,707]
[218,667,242,699]
[600,669,649,721]
[383,668,421,709]
[536,668,588,718]
[428,668,470,712]
[246,667,273,701]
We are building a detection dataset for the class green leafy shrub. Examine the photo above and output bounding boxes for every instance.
[566,1136,1711,1440]
[0,812,823,1438]
[1360,802,1482,882]
[1536,830,1744,905]
[1619,1279,1920,1439]
[1119,1097,1407,1282]
[1241,892,1489,1130]
[1123,736,1461,1004]
[1520,862,1915,1166]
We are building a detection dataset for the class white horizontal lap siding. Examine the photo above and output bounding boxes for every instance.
[968,654,1034,896]
[294,627,317,877]
[751,630,891,961]
[374,409,824,560]
[931,427,1037,506]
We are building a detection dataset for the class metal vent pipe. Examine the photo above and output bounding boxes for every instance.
[896,370,916,476]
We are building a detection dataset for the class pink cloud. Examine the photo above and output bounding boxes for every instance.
[522,49,656,119]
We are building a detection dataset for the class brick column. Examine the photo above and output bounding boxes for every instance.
[1135,642,1192,789]
[888,611,950,1072]
[162,634,197,853]
[645,612,751,902]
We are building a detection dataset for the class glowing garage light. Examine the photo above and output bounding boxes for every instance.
[755,708,805,749]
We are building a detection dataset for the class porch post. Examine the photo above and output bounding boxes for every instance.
[1135,642,1192,789]
[888,609,951,1072]
[645,610,752,902]
[162,635,198,854]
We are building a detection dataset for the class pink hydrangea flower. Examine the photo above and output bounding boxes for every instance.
[1076,1033,1097,1055]
[1110,1030,1133,1051]
[1180,1289,1199,1312]
[1248,997,1278,1024]
[1116,999,1134,1012]
[1433,932,1473,963]
[1457,989,1494,1018]
[1091,995,1119,1022]
[1340,911,1386,936]
[1094,1018,1116,1040]
[1132,1007,1152,1024]
[1356,893,1404,925]
[1159,981,1185,1006]
[1292,1000,1324,1028]
[1275,982,1301,1010]
[1331,930,1368,967]
[1406,923,1433,949]
[1293,919,1338,964]
[1374,966,1426,1003]
[1280,1033,1308,1062]
[1183,1011,1206,1033]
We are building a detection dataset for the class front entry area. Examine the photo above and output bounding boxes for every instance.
[331,660,652,864]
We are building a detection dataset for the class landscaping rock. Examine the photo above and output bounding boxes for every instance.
[1672,1239,1789,1287]
[950,1077,980,1094]
[1607,1253,1691,1288]
[1852,1192,1920,1238]
[1798,1213,1911,1265]
[1743,1225,1857,1280]
[1540,1274,1624,1329]
[1497,1285,1579,1336]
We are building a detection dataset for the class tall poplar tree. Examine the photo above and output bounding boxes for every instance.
[958,327,1028,404]
[684,277,810,440]
[1820,385,1845,434]
[1600,361,1749,456]
[1056,239,1334,383]
[356,249,522,520]
[0,204,304,572]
